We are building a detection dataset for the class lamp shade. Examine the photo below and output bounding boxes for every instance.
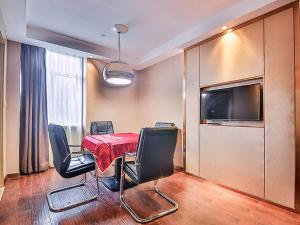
[102,60,134,87]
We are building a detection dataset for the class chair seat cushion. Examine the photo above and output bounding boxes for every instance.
[124,161,139,183]
[63,154,95,178]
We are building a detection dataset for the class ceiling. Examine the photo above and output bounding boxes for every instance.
[0,0,294,69]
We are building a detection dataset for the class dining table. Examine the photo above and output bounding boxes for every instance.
[81,132,139,191]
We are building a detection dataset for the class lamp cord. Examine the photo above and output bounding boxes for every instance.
[118,32,121,61]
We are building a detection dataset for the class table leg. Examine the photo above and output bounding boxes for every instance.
[101,158,136,192]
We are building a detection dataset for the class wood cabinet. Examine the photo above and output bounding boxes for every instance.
[185,7,296,209]
[200,20,264,87]
[199,125,265,198]
[185,46,200,176]
[264,8,295,208]
[0,41,4,188]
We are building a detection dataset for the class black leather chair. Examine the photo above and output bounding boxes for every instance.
[120,127,178,223]
[90,121,114,135]
[47,124,100,212]
[155,122,175,128]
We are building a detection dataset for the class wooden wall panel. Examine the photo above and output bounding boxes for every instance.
[295,3,300,212]
[265,8,295,208]
[0,43,3,187]
[200,21,264,87]
[199,125,265,197]
[185,47,200,176]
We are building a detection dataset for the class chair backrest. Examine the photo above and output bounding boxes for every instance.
[155,122,175,128]
[135,127,178,183]
[90,121,114,135]
[48,124,71,176]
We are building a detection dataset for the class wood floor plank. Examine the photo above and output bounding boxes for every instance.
[0,168,300,225]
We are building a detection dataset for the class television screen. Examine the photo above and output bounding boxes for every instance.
[201,83,262,121]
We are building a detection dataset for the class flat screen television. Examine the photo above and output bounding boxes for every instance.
[201,83,262,121]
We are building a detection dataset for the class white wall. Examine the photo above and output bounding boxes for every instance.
[3,47,185,175]
[136,54,184,167]
[86,55,184,167]
[5,40,20,174]
[86,59,140,134]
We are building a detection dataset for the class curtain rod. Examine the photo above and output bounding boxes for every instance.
[46,48,84,59]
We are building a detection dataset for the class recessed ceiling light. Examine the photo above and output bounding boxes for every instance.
[88,55,93,58]
[222,25,228,30]
[226,28,233,34]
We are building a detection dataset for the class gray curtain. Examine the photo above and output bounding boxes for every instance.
[20,44,49,174]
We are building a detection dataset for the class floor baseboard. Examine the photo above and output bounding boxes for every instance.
[5,173,20,180]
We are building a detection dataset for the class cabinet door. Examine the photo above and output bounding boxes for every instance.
[185,47,200,176]
[200,20,264,87]
[200,125,265,198]
[264,8,295,208]
[0,43,3,187]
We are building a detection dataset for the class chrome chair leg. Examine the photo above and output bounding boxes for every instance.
[120,157,125,197]
[47,163,101,212]
[95,161,101,198]
[84,173,87,183]
[119,166,178,223]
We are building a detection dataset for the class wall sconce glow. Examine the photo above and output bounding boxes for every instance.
[222,25,228,30]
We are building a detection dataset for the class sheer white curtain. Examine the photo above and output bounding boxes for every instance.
[46,51,83,145]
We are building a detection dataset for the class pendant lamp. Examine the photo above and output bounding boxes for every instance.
[102,24,134,87]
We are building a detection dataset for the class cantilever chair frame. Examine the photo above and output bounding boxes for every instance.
[47,145,101,212]
[155,122,176,128]
[119,152,178,223]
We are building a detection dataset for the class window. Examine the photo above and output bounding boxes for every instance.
[46,50,84,143]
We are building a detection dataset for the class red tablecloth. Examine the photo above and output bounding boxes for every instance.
[82,133,139,172]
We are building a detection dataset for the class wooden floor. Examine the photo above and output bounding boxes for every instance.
[0,169,300,225]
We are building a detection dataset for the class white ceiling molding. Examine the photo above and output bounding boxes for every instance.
[26,25,137,63]
[0,0,295,70]
[0,0,26,41]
